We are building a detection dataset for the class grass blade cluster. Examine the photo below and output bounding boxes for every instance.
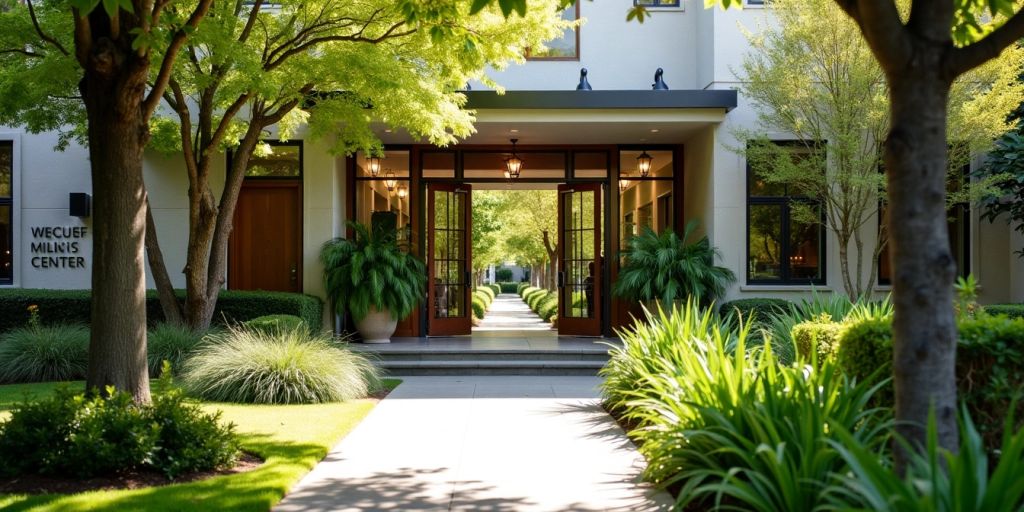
[182,326,380,404]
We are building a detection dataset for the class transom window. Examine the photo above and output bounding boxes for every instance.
[746,142,826,285]
[243,142,302,178]
[634,0,682,7]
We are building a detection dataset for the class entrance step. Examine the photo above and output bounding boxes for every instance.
[356,348,612,376]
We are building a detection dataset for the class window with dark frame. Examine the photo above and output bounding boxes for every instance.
[527,2,579,60]
[746,142,826,285]
[0,141,12,285]
[239,141,302,178]
[634,0,682,7]
[877,163,971,285]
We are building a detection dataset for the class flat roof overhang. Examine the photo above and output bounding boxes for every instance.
[374,89,736,145]
[463,90,738,111]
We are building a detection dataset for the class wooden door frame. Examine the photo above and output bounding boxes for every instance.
[228,179,304,292]
[426,183,473,336]
[557,182,602,336]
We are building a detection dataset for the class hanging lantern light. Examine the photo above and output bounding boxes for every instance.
[366,153,382,177]
[397,185,408,199]
[619,171,631,192]
[384,169,397,192]
[504,138,524,179]
[636,150,653,178]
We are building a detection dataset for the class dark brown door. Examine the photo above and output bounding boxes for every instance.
[558,183,602,336]
[229,181,302,292]
[427,183,472,336]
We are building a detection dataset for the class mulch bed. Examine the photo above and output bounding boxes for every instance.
[0,452,262,495]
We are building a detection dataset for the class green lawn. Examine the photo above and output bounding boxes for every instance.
[0,378,401,511]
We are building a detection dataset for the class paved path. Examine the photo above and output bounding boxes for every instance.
[475,293,554,332]
[275,376,672,512]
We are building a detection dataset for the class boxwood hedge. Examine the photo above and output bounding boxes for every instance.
[0,289,322,332]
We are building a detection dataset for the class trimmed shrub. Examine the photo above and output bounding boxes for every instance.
[837,313,1024,450]
[242,314,307,335]
[985,303,1024,319]
[495,268,513,282]
[718,298,793,323]
[148,323,209,377]
[527,290,547,310]
[957,314,1024,448]
[538,294,558,322]
[499,282,519,294]
[477,286,495,303]
[0,324,90,383]
[0,385,238,479]
[791,314,845,364]
[0,289,322,332]
[472,293,487,320]
[488,283,501,296]
[181,327,379,404]
[517,282,530,295]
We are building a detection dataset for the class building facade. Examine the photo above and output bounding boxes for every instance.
[1,0,1021,335]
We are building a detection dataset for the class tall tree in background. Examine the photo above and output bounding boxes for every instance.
[472,191,507,285]
[145,0,569,329]
[0,0,213,402]
[975,90,1024,257]
[739,0,1023,298]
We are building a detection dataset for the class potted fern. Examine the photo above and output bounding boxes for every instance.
[614,220,736,309]
[320,220,426,343]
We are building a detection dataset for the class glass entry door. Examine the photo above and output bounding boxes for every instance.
[557,183,602,336]
[427,183,472,336]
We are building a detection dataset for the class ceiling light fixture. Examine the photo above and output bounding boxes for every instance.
[504,138,524,180]
[637,150,653,178]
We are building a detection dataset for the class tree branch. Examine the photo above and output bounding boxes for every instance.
[946,9,1024,76]
[71,8,91,67]
[142,0,215,122]
[26,0,70,57]
[238,0,263,44]
[832,0,913,74]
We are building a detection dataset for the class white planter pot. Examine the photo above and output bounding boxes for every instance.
[354,306,398,343]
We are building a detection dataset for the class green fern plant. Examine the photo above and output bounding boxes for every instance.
[320,221,427,320]
[613,221,736,307]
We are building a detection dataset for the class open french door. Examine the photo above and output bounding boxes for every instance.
[557,183,602,336]
[427,183,473,336]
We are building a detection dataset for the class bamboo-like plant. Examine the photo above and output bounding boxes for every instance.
[613,221,736,307]
[320,222,426,320]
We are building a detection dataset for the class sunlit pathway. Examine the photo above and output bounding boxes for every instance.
[475,293,554,332]
[275,376,672,512]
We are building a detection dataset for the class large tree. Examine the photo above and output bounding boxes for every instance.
[632,0,1024,464]
[144,0,569,330]
[738,0,1023,298]
[0,0,214,402]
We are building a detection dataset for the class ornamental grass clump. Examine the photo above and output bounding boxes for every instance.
[148,322,211,377]
[602,301,891,511]
[0,323,90,383]
[181,326,379,404]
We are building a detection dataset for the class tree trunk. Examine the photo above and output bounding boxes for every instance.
[144,201,184,326]
[886,73,958,464]
[80,50,152,403]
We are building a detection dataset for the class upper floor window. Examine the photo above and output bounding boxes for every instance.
[0,141,13,284]
[527,2,579,60]
[634,0,682,7]
[747,142,826,285]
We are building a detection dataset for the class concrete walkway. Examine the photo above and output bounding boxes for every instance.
[474,293,554,332]
[275,376,672,511]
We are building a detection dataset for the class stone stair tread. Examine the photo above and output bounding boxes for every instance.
[379,360,606,368]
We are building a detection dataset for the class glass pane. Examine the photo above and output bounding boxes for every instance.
[422,152,455,178]
[355,179,410,238]
[789,214,822,280]
[431,189,469,319]
[574,152,608,178]
[356,150,410,178]
[528,2,578,59]
[0,205,10,282]
[463,152,566,179]
[657,192,673,232]
[245,144,300,177]
[749,204,783,280]
[0,141,11,197]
